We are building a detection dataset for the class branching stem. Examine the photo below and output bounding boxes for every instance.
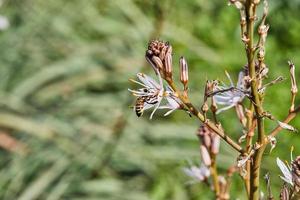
[167,81,244,153]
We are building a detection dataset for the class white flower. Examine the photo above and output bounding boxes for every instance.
[128,70,164,119]
[277,157,293,186]
[158,87,182,116]
[183,164,210,182]
[214,71,246,114]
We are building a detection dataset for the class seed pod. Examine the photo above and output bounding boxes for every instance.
[180,56,188,89]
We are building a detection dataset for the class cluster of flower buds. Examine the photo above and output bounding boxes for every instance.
[196,125,220,166]
[146,40,189,91]
[146,40,173,81]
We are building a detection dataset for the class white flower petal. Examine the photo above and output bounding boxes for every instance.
[276,158,293,186]
[137,73,160,89]
[216,104,235,114]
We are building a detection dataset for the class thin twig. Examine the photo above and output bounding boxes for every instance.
[167,81,244,153]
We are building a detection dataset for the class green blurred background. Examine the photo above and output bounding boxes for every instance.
[0,0,299,199]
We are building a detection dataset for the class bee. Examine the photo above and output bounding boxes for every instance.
[134,96,158,117]
[134,97,146,117]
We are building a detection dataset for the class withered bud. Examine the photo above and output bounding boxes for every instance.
[279,184,290,200]
[258,24,269,44]
[201,102,209,113]
[259,64,269,78]
[291,156,300,190]
[257,48,265,61]
[180,56,189,88]
[200,145,211,166]
[288,61,298,94]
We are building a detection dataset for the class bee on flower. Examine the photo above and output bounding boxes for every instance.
[128,70,183,119]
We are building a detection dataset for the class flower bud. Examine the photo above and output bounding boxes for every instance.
[211,135,220,154]
[200,145,211,166]
[151,56,164,72]
[180,56,188,89]
[197,125,211,149]
[164,45,173,80]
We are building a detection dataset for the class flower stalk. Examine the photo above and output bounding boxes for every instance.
[128,1,300,198]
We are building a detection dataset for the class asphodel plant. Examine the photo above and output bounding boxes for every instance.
[128,0,300,199]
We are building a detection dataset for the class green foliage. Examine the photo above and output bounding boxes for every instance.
[0,0,299,199]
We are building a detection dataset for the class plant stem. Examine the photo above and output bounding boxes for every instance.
[167,81,244,153]
[245,104,254,198]
[210,110,220,198]
[245,1,266,199]
[211,154,220,198]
